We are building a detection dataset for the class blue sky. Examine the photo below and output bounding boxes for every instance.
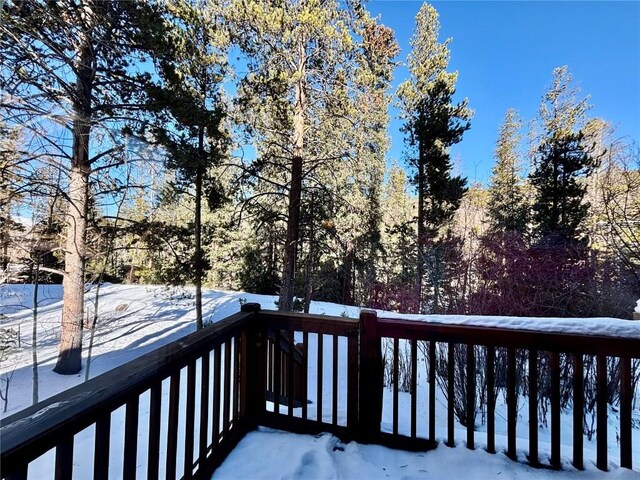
[367,1,640,185]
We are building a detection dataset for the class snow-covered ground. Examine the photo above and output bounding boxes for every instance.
[1,284,639,479]
[214,428,636,480]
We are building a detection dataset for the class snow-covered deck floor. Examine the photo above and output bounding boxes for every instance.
[212,428,638,480]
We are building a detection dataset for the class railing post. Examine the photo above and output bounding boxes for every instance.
[242,303,264,428]
[358,309,382,441]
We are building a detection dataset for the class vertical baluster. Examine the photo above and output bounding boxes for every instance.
[123,396,140,480]
[447,342,455,447]
[507,347,517,460]
[596,354,608,471]
[429,341,436,443]
[184,361,196,479]
[166,370,180,480]
[466,344,475,450]
[267,336,273,396]
[273,331,281,416]
[94,412,111,480]
[486,346,495,454]
[332,334,338,426]
[302,331,309,421]
[411,339,417,439]
[289,331,295,417]
[317,333,323,423]
[224,338,232,436]
[620,356,632,469]
[240,332,248,421]
[393,337,399,436]
[528,349,538,465]
[234,335,241,425]
[147,383,161,480]
[199,353,210,465]
[55,434,73,480]
[550,351,561,469]
[213,346,221,446]
[347,332,358,430]
[573,354,583,470]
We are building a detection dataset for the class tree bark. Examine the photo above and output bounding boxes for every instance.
[54,9,94,374]
[279,154,302,311]
[279,41,306,312]
[1,229,8,273]
[54,158,89,374]
[32,258,39,404]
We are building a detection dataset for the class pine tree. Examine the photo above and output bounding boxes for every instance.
[530,67,596,244]
[1,0,169,373]
[0,122,24,274]
[231,0,364,311]
[397,3,472,313]
[487,109,529,234]
[329,11,398,306]
[147,0,229,329]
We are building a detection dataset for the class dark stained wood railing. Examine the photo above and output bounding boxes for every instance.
[1,304,638,479]
[253,309,360,438]
[265,329,305,408]
[373,314,640,471]
[0,309,253,480]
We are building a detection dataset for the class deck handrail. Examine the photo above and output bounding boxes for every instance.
[1,309,255,480]
[1,304,638,479]
[375,316,640,356]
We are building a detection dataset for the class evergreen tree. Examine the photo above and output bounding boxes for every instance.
[148,0,229,329]
[329,12,398,307]
[1,0,169,373]
[530,67,596,244]
[487,109,529,234]
[231,0,365,311]
[0,122,24,273]
[376,164,417,311]
[397,3,472,313]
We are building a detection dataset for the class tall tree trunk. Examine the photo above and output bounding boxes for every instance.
[194,157,204,329]
[1,228,8,272]
[32,257,39,405]
[54,13,94,374]
[54,158,89,374]
[279,155,302,311]
[416,144,425,313]
[279,45,306,312]
[342,241,354,306]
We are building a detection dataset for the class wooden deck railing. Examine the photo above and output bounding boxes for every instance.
[373,314,639,470]
[1,303,638,479]
[0,309,253,480]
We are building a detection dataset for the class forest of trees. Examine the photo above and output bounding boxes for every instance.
[1,1,638,375]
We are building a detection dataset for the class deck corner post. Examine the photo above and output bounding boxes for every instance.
[358,309,382,441]
[241,302,261,314]
[242,303,265,428]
